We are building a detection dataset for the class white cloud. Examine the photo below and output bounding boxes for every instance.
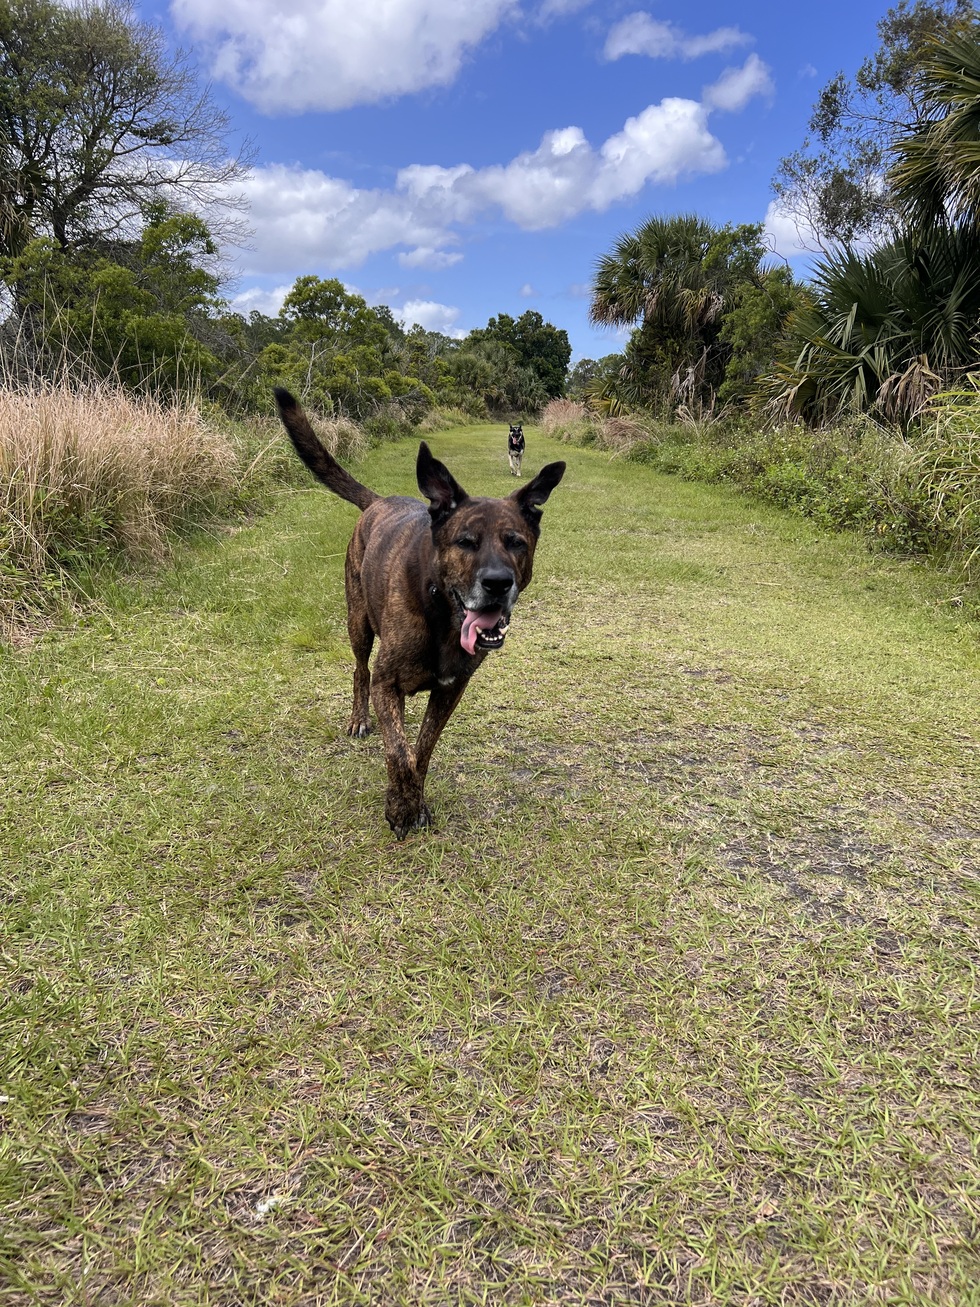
[462,127,596,228]
[228,283,292,316]
[520,283,535,297]
[239,164,458,273]
[604,12,750,62]
[401,104,726,233]
[589,99,725,207]
[234,84,760,273]
[536,0,593,16]
[171,0,519,113]
[703,54,774,113]
[397,299,464,334]
[398,246,464,270]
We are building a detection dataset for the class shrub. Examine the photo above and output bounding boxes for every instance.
[579,406,980,580]
[910,384,980,576]
[416,406,474,434]
[540,399,663,457]
[592,415,652,456]
[361,410,415,445]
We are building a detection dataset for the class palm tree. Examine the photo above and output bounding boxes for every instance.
[589,214,782,414]
[890,25,980,231]
[590,214,724,339]
[767,224,980,426]
[769,22,980,428]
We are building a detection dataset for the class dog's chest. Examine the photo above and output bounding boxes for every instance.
[433,638,483,689]
[425,626,485,693]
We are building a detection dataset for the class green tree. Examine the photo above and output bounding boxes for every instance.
[448,335,549,415]
[2,206,221,390]
[470,310,571,398]
[769,18,980,427]
[767,226,980,426]
[890,22,980,230]
[238,277,436,421]
[772,0,973,248]
[279,277,386,349]
[0,0,249,259]
[590,214,797,413]
[566,354,624,402]
[717,266,809,409]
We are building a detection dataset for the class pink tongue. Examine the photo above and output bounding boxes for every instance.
[460,608,502,655]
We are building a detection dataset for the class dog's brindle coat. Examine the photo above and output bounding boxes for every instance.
[274,389,565,837]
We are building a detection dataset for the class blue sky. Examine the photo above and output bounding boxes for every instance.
[143,0,890,360]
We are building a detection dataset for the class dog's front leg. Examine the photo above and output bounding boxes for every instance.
[414,679,470,790]
[370,676,428,837]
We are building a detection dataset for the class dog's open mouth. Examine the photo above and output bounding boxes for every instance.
[460,607,510,655]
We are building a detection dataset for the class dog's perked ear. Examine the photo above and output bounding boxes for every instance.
[417,441,469,527]
[511,460,566,531]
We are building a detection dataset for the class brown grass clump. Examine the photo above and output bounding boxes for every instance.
[913,383,980,577]
[302,411,367,460]
[1,384,243,636]
[1,384,237,570]
[416,406,474,434]
[593,414,650,455]
[539,398,590,442]
[540,400,654,457]
[0,385,374,638]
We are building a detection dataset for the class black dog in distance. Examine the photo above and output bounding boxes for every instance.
[507,424,525,476]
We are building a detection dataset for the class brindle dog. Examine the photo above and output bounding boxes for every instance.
[274,389,566,837]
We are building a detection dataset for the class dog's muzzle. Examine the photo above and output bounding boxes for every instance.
[455,570,517,655]
[460,607,510,654]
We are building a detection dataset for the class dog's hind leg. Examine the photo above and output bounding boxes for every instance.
[347,609,373,737]
[345,550,374,738]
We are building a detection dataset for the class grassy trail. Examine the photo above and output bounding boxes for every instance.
[2,425,979,1305]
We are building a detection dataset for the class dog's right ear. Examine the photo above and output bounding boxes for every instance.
[417,442,469,526]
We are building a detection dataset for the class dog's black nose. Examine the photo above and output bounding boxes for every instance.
[479,569,515,598]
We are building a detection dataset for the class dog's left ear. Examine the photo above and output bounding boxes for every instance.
[417,442,469,526]
[511,460,566,530]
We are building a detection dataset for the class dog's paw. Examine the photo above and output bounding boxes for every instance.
[386,793,432,839]
[347,720,372,738]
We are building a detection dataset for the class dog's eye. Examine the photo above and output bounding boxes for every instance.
[504,533,527,552]
[455,535,478,551]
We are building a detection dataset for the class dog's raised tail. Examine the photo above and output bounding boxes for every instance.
[274,388,379,511]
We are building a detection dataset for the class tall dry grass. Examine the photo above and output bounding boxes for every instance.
[416,405,475,434]
[912,384,980,576]
[1,384,373,635]
[1,385,236,577]
[540,399,591,442]
[540,399,653,455]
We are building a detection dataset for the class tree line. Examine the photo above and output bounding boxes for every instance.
[576,0,980,432]
[0,0,570,423]
[3,0,979,436]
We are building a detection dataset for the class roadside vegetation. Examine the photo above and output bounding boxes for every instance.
[541,389,980,593]
[564,0,980,600]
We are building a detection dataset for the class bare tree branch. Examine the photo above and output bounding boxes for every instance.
[0,0,253,259]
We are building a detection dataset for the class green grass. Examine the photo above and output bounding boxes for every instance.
[2,424,980,1305]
